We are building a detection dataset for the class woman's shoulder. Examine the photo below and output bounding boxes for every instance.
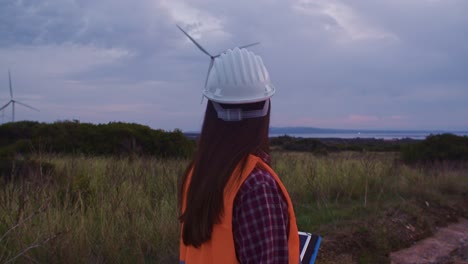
[234,164,288,214]
[239,166,278,194]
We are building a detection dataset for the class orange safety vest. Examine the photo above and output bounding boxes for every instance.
[180,154,300,264]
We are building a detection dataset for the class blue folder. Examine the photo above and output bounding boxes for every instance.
[299,231,321,264]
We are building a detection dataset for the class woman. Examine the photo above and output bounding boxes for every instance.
[179,48,300,264]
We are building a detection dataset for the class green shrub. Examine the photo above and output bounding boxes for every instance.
[0,121,195,158]
[402,134,468,163]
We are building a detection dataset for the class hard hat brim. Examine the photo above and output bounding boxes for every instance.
[203,87,275,104]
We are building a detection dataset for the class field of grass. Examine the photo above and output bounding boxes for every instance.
[1,151,467,263]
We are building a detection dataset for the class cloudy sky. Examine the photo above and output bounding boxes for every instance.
[1,0,467,131]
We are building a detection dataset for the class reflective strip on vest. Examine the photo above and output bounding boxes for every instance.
[180,154,300,264]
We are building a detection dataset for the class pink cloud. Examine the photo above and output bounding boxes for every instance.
[275,116,343,127]
[347,115,379,123]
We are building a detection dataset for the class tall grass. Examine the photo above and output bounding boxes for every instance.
[1,155,188,263]
[273,152,467,232]
[1,152,467,263]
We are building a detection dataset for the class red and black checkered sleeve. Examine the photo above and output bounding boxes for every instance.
[232,166,290,264]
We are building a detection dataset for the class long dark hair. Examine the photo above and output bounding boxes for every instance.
[179,100,271,247]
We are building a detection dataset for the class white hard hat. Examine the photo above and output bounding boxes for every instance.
[204,47,275,104]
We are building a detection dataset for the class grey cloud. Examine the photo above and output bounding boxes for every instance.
[1,0,467,130]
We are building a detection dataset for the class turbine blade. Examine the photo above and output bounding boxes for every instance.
[0,101,12,111]
[9,70,13,99]
[15,101,39,112]
[238,42,261,49]
[204,59,214,89]
[177,25,213,57]
[218,42,260,56]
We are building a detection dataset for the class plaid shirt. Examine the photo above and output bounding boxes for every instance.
[232,153,290,264]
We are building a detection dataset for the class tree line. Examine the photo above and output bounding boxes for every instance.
[0,121,195,158]
[1,121,467,163]
[270,134,468,163]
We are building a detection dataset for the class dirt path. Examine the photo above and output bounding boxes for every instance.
[390,218,468,264]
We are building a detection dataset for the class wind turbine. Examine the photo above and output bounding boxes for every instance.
[0,93,3,123]
[0,70,39,122]
[176,25,260,90]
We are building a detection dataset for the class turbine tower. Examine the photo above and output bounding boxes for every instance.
[0,70,39,122]
[0,93,3,123]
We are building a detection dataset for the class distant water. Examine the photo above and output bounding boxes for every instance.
[270,131,468,140]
